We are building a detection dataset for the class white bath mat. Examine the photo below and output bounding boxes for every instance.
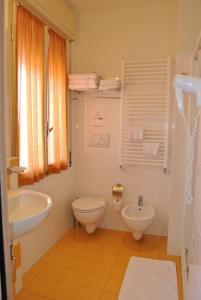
[118,257,178,300]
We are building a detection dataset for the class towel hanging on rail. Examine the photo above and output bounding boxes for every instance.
[127,127,144,142]
[143,143,160,157]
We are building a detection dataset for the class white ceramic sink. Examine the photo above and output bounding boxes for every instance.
[8,189,52,239]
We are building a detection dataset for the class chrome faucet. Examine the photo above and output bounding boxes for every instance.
[138,195,143,206]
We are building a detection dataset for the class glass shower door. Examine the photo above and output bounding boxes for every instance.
[186,121,201,300]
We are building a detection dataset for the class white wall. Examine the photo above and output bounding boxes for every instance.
[72,0,177,76]
[177,0,201,53]
[19,168,75,273]
[72,0,177,236]
[73,99,170,235]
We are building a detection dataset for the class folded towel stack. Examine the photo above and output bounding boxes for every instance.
[68,73,99,91]
[99,78,121,91]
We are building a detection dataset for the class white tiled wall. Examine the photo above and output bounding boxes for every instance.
[72,98,171,236]
[71,0,178,237]
[19,168,75,273]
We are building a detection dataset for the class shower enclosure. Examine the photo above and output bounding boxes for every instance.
[178,36,201,300]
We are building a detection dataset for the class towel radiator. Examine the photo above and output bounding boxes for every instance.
[120,58,171,170]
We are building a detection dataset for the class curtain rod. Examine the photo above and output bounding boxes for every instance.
[16,1,75,41]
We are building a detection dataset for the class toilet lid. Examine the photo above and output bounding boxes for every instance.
[72,196,105,211]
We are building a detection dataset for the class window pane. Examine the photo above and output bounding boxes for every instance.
[48,29,68,173]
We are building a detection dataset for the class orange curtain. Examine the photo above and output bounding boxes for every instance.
[48,29,68,173]
[16,5,45,185]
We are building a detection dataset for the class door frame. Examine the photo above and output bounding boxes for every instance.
[0,0,13,298]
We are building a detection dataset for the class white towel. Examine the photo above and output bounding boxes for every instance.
[99,79,120,86]
[68,83,98,91]
[128,127,144,142]
[69,73,97,80]
[69,79,98,85]
[99,79,120,90]
[143,143,160,157]
[99,85,119,91]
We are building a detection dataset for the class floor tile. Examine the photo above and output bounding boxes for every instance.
[106,229,125,240]
[72,287,102,300]
[98,249,118,263]
[159,236,168,256]
[121,233,147,253]
[110,263,127,278]
[51,245,78,257]
[89,260,113,276]
[40,252,55,264]
[29,262,47,276]
[78,247,100,259]
[23,271,36,288]
[101,243,121,254]
[139,235,161,259]
[15,293,45,300]
[46,252,74,268]
[23,261,48,287]
[46,282,77,300]
[104,275,123,293]
[38,265,65,281]
[66,228,93,243]
[24,277,54,297]
[59,268,87,285]
[100,292,118,300]
[56,238,81,252]
[20,228,182,300]
[68,256,93,271]
[91,228,108,241]
[81,273,108,290]
[114,252,131,267]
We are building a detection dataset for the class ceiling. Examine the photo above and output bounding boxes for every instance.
[65,0,165,12]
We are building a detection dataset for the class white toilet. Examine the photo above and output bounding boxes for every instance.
[121,203,155,240]
[72,196,106,233]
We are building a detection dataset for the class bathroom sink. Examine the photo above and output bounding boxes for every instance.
[7,189,52,239]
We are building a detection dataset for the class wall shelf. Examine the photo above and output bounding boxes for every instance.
[71,89,121,100]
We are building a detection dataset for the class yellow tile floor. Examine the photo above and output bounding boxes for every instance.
[15,228,183,300]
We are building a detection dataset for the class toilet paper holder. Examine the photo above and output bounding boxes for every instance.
[112,183,123,198]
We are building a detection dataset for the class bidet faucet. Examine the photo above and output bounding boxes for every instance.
[138,195,143,206]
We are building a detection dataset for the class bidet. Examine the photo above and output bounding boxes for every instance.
[121,203,155,240]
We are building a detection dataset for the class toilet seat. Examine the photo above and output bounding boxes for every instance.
[73,207,105,213]
[72,196,105,212]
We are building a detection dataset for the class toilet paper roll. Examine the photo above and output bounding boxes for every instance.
[112,198,123,211]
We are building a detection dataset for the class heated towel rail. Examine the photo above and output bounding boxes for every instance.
[120,58,171,169]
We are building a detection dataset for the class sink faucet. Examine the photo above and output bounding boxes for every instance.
[138,195,143,206]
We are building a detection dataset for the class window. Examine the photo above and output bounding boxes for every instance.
[16,5,68,186]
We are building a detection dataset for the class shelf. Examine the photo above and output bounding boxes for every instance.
[71,89,121,100]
